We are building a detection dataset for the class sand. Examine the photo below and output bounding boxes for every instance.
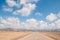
[0,31,60,40]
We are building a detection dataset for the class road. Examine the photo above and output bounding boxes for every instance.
[13,32,60,40]
[0,31,60,40]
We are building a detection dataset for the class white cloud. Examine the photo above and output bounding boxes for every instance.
[35,12,42,16]
[55,19,60,28]
[3,6,13,12]
[0,17,60,31]
[23,19,38,30]
[1,0,60,31]
[57,12,60,18]
[7,17,20,24]
[20,0,39,5]
[13,4,36,16]
[6,0,17,7]
[4,0,38,16]
[46,13,57,21]
[37,20,48,30]
[48,23,56,30]
[0,17,21,29]
[6,0,39,7]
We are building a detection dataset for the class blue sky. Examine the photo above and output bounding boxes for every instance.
[0,0,60,21]
[0,0,60,31]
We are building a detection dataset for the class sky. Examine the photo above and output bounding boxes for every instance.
[0,0,60,31]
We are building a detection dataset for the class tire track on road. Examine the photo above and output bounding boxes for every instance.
[12,33,31,40]
[17,32,55,40]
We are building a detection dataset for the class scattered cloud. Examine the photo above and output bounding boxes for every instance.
[3,6,13,12]
[13,4,36,16]
[24,19,38,30]
[38,20,48,30]
[4,0,39,16]
[0,17,21,29]
[6,0,17,7]
[35,12,42,16]
[55,19,60,28]
[46,13,57,21]
[0,0,60,31]
[19,0,39,5]
[57,12,60,18]
[0,16,60,31]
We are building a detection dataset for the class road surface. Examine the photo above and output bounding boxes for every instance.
[0,31,60,40]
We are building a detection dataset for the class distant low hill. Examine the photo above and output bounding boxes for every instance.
[0,28,60,32]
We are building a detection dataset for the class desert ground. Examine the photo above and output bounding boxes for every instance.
[0,31,60,40]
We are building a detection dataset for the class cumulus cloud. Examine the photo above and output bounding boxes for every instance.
[24,19,38,30]
[46,13,57,21]
[3,6,13,12]
[13,4,36,16]
[20,0,39,5]
[0,17,60,31]
[4,0,39,16]
[57,12,60,18]
[0,17,21,29]
[55,19,60,28]
[1,0,60,31]
[37,20,48,30]
[6,0,17,7]
[6,0,39,8]
[35,12,42,16]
